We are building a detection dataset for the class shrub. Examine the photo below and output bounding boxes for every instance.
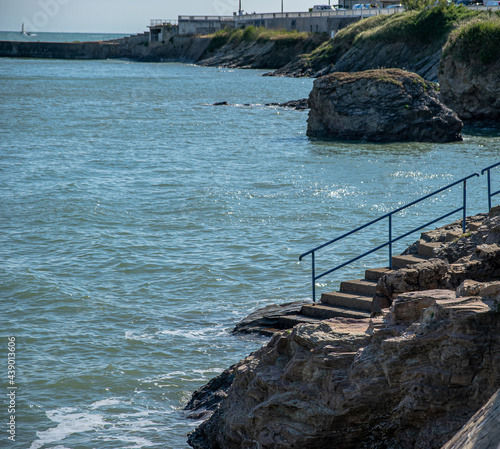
[444,16,500,65]
[206,26,310,52]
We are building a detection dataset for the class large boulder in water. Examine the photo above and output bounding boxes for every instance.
[307,68,463,142]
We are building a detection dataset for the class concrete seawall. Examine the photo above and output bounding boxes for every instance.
[0,37,212,62]
[0,40,122,60]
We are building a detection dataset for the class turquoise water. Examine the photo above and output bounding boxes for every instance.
[1,58,500,449]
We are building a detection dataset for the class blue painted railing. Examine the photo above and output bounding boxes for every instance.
[482,162,500,211]
[299,173,480,303]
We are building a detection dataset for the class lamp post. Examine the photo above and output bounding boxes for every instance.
[281,0,284,13]
[239,0,242,14]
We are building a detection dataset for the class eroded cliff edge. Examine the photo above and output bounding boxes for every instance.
[186,208,500,448]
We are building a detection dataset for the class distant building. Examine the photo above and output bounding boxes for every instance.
[149,20,178,42]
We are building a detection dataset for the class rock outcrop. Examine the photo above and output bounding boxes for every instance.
[188,289,500,449]
[438,17,500,124]
[306,69,463,142]
[187,208,500,448]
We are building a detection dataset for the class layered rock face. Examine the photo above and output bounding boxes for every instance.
[188,291,500,449]
[306,69,463,142]
[439,57,500,123]
[438,16,500,124]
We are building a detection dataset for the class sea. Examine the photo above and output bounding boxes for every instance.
[1,32,500,449]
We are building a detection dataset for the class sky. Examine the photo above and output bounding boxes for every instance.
[0,0,334,33]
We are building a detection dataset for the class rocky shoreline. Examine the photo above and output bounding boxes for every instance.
[185,207,500,448]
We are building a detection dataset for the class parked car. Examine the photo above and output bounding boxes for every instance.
[312,4,334,11]
[387,3,403,7]
[455,0,482,5]
[352,3,367,8]
[486,0,500,5]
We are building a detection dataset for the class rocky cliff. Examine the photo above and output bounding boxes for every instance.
[188,290,500,449]
[186,207,500,449]
[197,31,328,70]
[439,16,500,123]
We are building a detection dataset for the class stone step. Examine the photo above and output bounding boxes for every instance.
[468,221,483,232]
[259,327,283,336]
[301,303,371,320]
[278,314,323,329]
[365,266,392,281]
[417,241,443,258]
[391,254,427,270]
[339,279,378,296]
[320,291,373,312]
[445,230,462,242]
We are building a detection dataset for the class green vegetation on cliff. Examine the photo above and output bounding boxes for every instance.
[296,4,481,76]
[206,26,313,53]
[443,15,500,65]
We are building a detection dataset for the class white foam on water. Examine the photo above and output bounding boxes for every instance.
[124,330,155,341]
[29,409,105,449]
[156,326,227,339]
[90,398,123,409]
[30,405,164,449]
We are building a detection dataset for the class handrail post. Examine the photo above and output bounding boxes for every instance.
[311,252,316,303]
[487,169,492,211]
[463,179,467,233]
[388,213,392,269]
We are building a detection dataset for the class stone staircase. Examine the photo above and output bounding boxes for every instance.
[277,240,451,330]
[234,217,487,336]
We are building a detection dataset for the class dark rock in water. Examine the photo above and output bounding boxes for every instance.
[279,98,308,110]
[184,362,240,421]
[265,98,308,110]
[232,300,309,335]
[213,99,308,111]
[307,68,463,142]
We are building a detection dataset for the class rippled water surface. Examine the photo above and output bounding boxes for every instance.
[2,57,500,448]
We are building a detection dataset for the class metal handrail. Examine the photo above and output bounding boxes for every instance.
[299,173,479,303]
[481,162,500,211]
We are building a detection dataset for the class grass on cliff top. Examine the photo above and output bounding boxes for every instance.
[443,14,500,65]
[305,4,480,68]
[328,68,433,90]
[356,4,479,46]
[206,26,311,52]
